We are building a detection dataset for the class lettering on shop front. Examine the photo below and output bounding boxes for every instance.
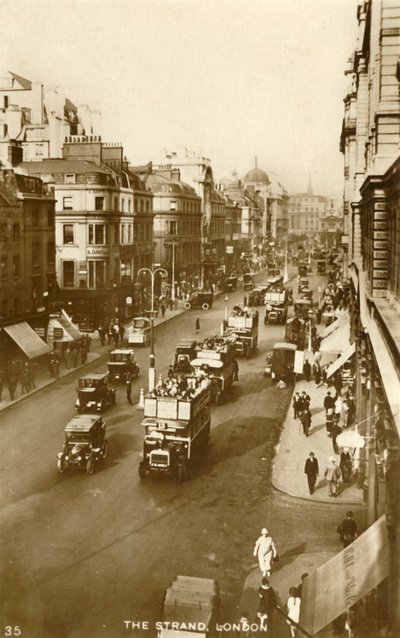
[86,247,109,257]
[343,545,357,607]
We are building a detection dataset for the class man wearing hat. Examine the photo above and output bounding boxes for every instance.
[253,528,278,577]
[324,457,341,497]
[337,511,358,547]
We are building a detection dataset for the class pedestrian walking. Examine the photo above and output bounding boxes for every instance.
[119,324,125,343]
[340,448,352,483]
[20,365,30,394]
[286,587,301,638]
[324,457,341,497]
[337,511,358,548]
[300,408,312,437]
[126,371,133,405]
[313,363,321,386]
[325,408,334,437]
[257,577,277,633]
[195,317,200,333]
[26,362,36,390]
[331,421,342,454]
[98,325,105,346]
[113,322,120,347]
[304,452,319,494]
[303,358,311,382]
[293,392,301,419]
[253,528,278,578]
[333,372,342,396]
[80,342,87,365]
[301,390,311,411]
[323,391,335,414]
[160,302,166,318]
[107,322,114,345]
[8,375,18,401]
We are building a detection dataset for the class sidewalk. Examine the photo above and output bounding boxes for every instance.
[0,303,188,414]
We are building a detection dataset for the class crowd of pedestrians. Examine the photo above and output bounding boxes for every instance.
[0,358,36,402]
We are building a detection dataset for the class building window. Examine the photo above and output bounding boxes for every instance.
[32,243,40,266]
[12,255,20,277]
[121,199,125,212]
[114,196,119,211]
[170,200,177,211]
[63,224,74,244]
[88,260,106,288]
[63,197,73,210]
[64,174,76,184]
[95,197,104,211]
[12,223,20,239]
[88,224,107,245]
[63,261,75,287]
[128,199,131,212]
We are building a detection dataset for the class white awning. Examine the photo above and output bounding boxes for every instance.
[320,311,349,339]
[326,343,355,379]
[48,318,73,342]
[320,320,351,354]
[3,322,51,359]
[299,515,389,635]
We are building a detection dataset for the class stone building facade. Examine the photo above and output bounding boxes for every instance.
[340,1,400,633]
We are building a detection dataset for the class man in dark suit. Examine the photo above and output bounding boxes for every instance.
[304,452,319,494]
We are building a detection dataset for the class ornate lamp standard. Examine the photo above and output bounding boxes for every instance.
[137,265,168,391]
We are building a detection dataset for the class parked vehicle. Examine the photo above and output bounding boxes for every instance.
[265,342,297,383]
[222,276,238,292]
[243,272,255,290]
[139,383,211,482]
[172,339,198,374]
[191,335,238,403]
[158,575,220,638]
[127,317,151,346]
[184,291,213,310]
[57,414,108,475]
[107,348,140,382]
[75,373,116,412]
[227,306,258,356]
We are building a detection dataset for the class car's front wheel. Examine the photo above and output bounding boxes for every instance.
[184,302,191,310]
[86,457,95,475]
[202,303,210,310]
[57,456,66,474]
[101,441,108,460]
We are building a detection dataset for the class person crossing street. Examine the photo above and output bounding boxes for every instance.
[253,528,278,578]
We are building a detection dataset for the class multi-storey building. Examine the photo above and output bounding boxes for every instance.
[0,157,55,361]
[288,192,342,247]
[145,168,202,297]
[219,170,262,258]
[0,71,100,163]
[223,195,242,275]
[19,137,153,329]
[152,148,225,287]
[338,1,400,634]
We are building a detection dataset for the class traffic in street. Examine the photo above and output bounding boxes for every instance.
[0,266,356,638]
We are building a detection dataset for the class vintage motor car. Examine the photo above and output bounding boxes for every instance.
[184,291,213,310]
[57,414,108,475]
[107,348,140,382]
[75,372,116,412]
[172,339,198,374]
[248,285,269,306]
[222,276,238,292]
[243,272,255,290]
[127,317,151,346]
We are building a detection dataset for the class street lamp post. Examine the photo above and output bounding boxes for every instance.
[283,236,288,283]
[224,295,229,321]
[137,265,168,392]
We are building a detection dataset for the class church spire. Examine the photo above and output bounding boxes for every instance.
[307,172,313,196]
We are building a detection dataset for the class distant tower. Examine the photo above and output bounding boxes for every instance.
[255,155,258,169]
[307,173,313,196]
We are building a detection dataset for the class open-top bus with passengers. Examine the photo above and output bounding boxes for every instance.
[227,306,258,357]
[191,335,238,403]
[139,382,211,482]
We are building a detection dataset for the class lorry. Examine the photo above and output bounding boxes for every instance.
[139,382,211,482]
[190,336,238,403]
[264,342,298,384]
[158,575,220,638]
[227,307,258,357]
[264,288,288,324]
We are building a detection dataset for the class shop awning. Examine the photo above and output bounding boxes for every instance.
[326,343,355,379]
[320,320,351,354]
[57,316,82,341]
[320,311,349,339]
[48,318,73,342]
[3,322,51,359]
[299,515,389,635]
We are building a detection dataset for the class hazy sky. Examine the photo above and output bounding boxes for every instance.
[1,0,357,196]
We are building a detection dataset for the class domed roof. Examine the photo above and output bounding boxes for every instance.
[243,158,269,185]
